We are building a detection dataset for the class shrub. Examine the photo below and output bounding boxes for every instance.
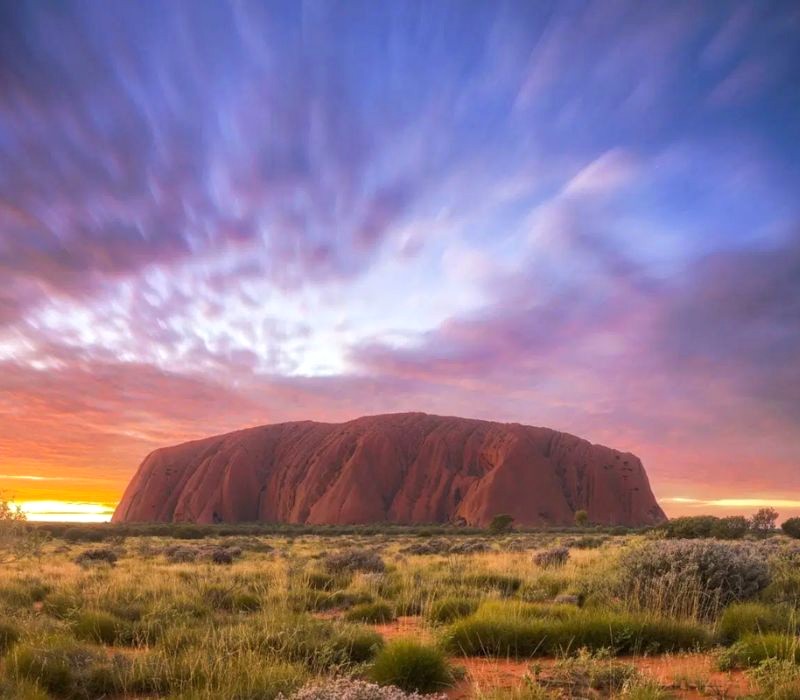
[782,518,800,539]
[710,516,750,540]
[400,539,490,556]
[546,649,638,694]
[488,514,514,534]
[659,516,719,539]
[172,525,206,540]
[718,633,800,670]
[62,527,107,543]
[718,603,792,644]
[427,598,478,624]
[533,546,570,569]
[284,677,447,699]
[621,540,771,618]
[324,549,385,574]
[209,548,234,565]
[0,620,20,653]
[344,602,396,624]
[74,547,117,566]
[574,510,589,527]
[164,545,197,563]
[369,640,454,693]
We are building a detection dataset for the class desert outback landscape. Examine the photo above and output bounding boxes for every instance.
[1,1,799,699]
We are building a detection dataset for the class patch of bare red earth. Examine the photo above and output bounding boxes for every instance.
[366,617,754,699]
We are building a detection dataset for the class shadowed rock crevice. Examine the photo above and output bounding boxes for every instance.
[112,412,666,526]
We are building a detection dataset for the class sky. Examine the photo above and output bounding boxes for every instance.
[0,1,799,523]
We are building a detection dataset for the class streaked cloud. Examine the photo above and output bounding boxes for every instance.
[0,1,798,518]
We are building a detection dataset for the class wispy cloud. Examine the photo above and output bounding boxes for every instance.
[0,1,798,518]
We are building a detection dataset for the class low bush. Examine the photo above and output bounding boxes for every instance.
[543,649,638,694]
[74,547,118,566]
[711,516,750,540]
[426,598,478,624]
[164,545,197,563]
[0,620,20,653]
[324,549,385,574]
[284,677,447,699]
[718,633,800,670]
[782,518,800,540]
[717,603,792,644]
[533,546,570,569]
[344,602,396,624]
[621,540,770,618]
[369,640,454,694]
[208,548,234,565]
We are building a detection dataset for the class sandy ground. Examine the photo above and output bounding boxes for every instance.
[364,616,755,699]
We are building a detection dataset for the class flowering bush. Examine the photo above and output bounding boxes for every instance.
[281,678,447,699]
[533,546,570,568]
[621,540,770,618]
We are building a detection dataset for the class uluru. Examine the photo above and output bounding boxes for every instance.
[112,413,665,526]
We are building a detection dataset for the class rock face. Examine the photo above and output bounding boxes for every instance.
[112,412,666,526]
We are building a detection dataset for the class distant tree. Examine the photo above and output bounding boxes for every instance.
[782,517,800,539]
[711,516,750,540]
[0,494,31,564]
[574,510,589,527]
[488,514,514,534]
[751,508,779,536]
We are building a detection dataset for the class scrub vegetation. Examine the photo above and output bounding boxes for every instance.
[1,511,800,698]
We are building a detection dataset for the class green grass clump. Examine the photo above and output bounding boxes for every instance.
[71,610,132,646]
[0,579,51,610]
[254,615,384,670]
[369,639,454,693]
[718,603,792,644]
[344,601,396,624]
[718,633,800,670]
[201,585,261,612]
[0,620,21,653]
[427,597,478,624]
[7,640,127,698]
[305,571,352,591]
[446,608,711,658]
[292,590,373,612]
[43,591,83,620]
[459,573,522,596]
[0,678,50,700]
